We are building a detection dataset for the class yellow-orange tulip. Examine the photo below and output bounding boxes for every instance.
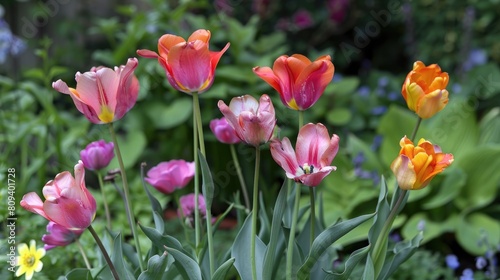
[391,136,453,190]
[401,61,449,119]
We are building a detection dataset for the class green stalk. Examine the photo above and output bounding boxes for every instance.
[251,147,261,280]
[370,116,422,278]
[97,171,112,229]
[88,225,120,280]
[192,95,201,250]
[230,144,250,210]
[108,123,144,272]
[286,183,301,280]
[75,238,91,270]
[309,187,316,246]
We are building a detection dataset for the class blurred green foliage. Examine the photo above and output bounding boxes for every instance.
[1,0,499,278]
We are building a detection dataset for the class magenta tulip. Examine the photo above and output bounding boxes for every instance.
[178,193,207,227]
[20,161,97,230]
[270,123,340,187]
[145,160,195,194]
[218,94,276,147]
[80,140,115,171]
[53,58,139,124]
[209,117,241,144]
[42,221,84,251]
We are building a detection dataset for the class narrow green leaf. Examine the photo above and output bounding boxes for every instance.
[64,268,94,280]
[212,258,235,280]
[231,213,266,280]
[110,232,135,280]
[198,151,214,208]
[167,247,203,280]
[138,253,169,280]
[297,213,375,278]
[327,245,371,280]
[139,224,189,255]
[362,254,375,280]
[141,163,164,226]
[262,182,287,280]
[377,232,424,280]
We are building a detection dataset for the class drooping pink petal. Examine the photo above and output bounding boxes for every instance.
[136,49,159,58]
[270,137,299,176]
[298,167,336,187]
[52,80,101,123]
[20,193,48,220]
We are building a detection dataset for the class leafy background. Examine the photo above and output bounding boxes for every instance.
[1,0,499,279]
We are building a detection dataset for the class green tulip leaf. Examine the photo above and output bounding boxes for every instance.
[456,213,500,255]
[212,258,235,280]
[138,253,169,280]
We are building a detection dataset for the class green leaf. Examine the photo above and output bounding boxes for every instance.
[326,108,352,126]
[138,253,169,280]
[325,76,360,97]
[326,245,370,280]
[212,258,235,280]
[199,151,214,209]
[377,232,424,280]
[166,247,203,280]
[428,98,478,159]
[478,108,500,144]
[65,268,94,280]
[362,254,375,280]
[377,105,429,167]
[422,168,467,209]
[263,183,287,280]
[139,224,188,255]
[297,213,375,278]
[231,213,266,280]
[456,213,500,255]
[145,98,193,129]
[454,145,500,210]
[401,213,457,244]
[110,232,135,280]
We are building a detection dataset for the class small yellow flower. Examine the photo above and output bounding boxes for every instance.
[16,240,45,280]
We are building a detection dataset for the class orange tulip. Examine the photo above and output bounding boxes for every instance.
[137,29,229,94]
[391,136,453,190]
[401,61,449,119]
[253,54,334,110]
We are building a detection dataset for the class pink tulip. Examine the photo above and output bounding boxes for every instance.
[209,117,241,144]
[42,221,84,251]
[145,160,195,194]
[253,54,334,110]
[217,94,276,147]
[53,58,139,124]
[270,123,340,187]
[137,29,229,94]
[178,193,207,227]
[20,161,97,230]
[80,140,115,171]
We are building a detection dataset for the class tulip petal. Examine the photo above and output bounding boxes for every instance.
[270,137,300,176]
[287,54,310,80]
[391,155,417,190]
[136,49,159,58]
[252,66,282,95]
[417,89,448,119]
[188,29,211,44]
[20,193,48,220]
[293,59,334,110]
[298,167,335,187]
[43,187,94,230]
[405,83,424,112]
[53,80,101,123]
[115,58,140,119]
[43,171,75,201]
[296,123,332,167]
[167,41,211,92]
[158,34,185,56]
[272,56,294,104]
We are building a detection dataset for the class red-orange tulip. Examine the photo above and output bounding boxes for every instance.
[391,136,453,190]
[402,61,449,119]
[137,29,229,94]
[253,54,334,110]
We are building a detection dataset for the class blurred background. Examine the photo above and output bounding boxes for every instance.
[1,0,500,279]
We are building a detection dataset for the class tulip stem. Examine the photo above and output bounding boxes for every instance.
[193,99,201,249]
[97,171,112,229]
[88,225,120,280]
[230,144,250,210]
[287,182,301,280]
[193,92,214,272]
[108,123,144,272]
[409,117,422,142]
[298,110,304,129]
[309,187,316,247]
[370,188,407,278]
[75,238,91,270]
[251,147,261,280]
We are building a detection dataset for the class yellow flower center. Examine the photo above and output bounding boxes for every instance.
[22,254,35,267]
[300,163,314,174]
[98,105,114,123]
